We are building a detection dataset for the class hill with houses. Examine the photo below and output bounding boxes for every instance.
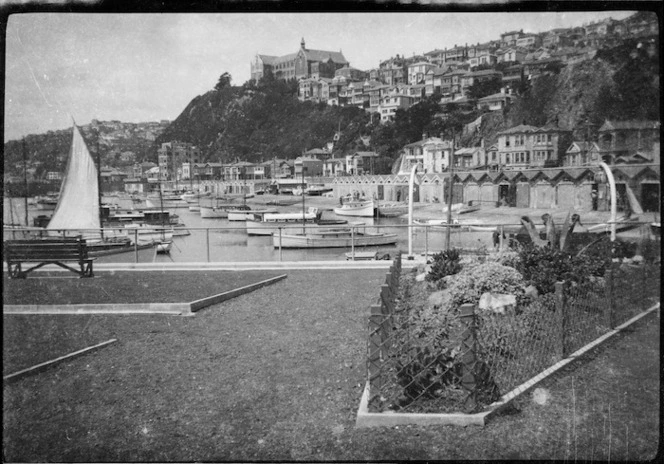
[3,11,659,182]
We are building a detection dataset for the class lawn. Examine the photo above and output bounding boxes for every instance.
[2,269,659,461]
[2,270,283,305]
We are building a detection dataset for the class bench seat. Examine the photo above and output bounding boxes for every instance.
[4,237,96,279]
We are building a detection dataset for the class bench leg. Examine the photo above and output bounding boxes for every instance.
[8,263,26,279]
[80,260,94,278]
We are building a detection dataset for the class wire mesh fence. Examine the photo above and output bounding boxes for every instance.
[366,246,661,415]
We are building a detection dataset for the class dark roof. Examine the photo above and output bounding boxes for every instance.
[498,124,539,135]
[304,49,348,65]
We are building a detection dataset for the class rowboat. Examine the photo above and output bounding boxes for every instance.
[305,184,333,196]
[587,216,641,234]
[271,226,398,248]
[376,202,408,217]
[200,203,251,219]
[413,218,460,229]
[180,191,211,203]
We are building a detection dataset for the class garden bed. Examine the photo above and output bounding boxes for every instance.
[367,236,660,415]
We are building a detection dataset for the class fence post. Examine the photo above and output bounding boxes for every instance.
[424,225,429,261]
[459,303,478,413]
[604,268,615,329]
[555,281,566,360]
[206,228,210,263]
[134,229,138,263]
[278,227,282,262]
[368,302,386,403]
[351,225,355,260]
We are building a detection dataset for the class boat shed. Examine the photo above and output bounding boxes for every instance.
[331,163,660,213]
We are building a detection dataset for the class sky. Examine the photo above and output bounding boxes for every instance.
[4,10,637,142]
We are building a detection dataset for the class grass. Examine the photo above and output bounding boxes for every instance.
[2,270,282,305]
[2,269,660,461]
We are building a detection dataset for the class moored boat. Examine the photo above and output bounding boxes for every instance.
[227,207,277,222]
[271,225,398,248]
[334,199,375,217]
[376,202,408,217]
[36,194,59,210]
[200,203,251,219]
[305,184,333,196]
[246,208,346,236]
[180,190,211,203]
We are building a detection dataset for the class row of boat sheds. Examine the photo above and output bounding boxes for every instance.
[326,164,661,213]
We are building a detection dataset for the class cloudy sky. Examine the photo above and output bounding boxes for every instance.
[4,10,635,142]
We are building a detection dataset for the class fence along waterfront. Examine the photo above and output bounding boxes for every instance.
[365,252,660,414]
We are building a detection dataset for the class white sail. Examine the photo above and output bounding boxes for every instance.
[46,124,101,238]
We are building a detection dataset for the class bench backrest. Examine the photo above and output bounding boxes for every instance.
[4,238,89,261]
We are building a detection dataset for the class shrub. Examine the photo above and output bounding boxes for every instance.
[516,245,609,295]
[425,248,462,284]
[446,262,527,309]
[486,250,520,269]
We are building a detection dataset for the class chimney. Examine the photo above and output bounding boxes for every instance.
[422,132,428,140]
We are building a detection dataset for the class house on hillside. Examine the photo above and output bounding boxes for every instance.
[378,93,417,123]
[398,135,453,175]
[407,61,435,85]
[497,47,528,64]
[477,90,513,112]
[461,69,503,94]
[301,148,328,160]
[323,157,346,177]
[295,156,323,178]
[500,30,524,48]
[453,147,486,170]
[563,142,602,167]
[496,124,572,170]
[515,34,542,49]
[346,151,379,176]
[597,120,661,164]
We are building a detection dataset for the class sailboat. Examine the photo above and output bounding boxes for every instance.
[45,121,135,254]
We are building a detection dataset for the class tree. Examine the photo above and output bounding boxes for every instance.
[467,77,502,101]
[215,72,232,91]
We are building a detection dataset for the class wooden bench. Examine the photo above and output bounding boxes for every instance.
[4,237,96,279]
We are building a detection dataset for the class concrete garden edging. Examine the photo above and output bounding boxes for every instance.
[3,339,118,384]
[3,274,288,316]
[356,302,660,428]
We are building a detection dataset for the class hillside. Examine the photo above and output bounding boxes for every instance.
[4,36,659,179]
[3,121,168,179]
[157,37,658,165]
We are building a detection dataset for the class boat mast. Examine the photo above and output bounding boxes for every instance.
[21,138,29,226]
[159,182,166,241]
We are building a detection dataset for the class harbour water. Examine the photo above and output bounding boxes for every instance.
[3,195,497,264]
